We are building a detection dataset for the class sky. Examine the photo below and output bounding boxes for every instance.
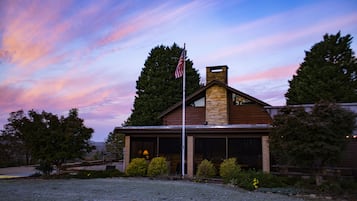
[1,0,357,142]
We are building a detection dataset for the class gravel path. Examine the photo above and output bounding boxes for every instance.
[0,166,38,178]
[0,178,306,201]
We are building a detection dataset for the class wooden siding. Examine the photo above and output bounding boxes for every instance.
[162,95,272,125]
[163,106,205,125]
[229,103,272,124]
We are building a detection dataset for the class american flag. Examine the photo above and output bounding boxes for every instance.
[175,50,185,78]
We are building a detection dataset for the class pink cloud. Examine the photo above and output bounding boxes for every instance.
[0,79,134,139]
[231,64,298,84]
[0,50,13,63]
[0,85,25,110]
[2,0,72,67]
[95,1,202,48]
[204,12,357,63]
[1,0,203,86]
[21,77,112,109]
[0,77,135,119]
[1,0,125,72]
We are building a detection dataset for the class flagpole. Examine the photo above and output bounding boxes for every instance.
[181,43,186,178]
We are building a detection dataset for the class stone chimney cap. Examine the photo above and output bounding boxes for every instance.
[207,65,229,70]
[206,65,228,85]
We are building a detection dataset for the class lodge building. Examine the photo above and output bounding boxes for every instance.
[115,66,273,177]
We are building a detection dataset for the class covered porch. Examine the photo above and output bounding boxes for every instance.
[115,124,271,177]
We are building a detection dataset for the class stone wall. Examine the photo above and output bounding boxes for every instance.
[206,66,228,84]
[206,85,228,124]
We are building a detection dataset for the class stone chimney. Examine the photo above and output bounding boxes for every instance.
[205,65,229,125]
[206,65,228,84]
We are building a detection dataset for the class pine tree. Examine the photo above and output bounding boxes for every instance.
[105,131,124,160]
[270,101,356,185]
[126,43,201,126]
[285,32,357,104]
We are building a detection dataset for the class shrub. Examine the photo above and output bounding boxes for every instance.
[231,170,286,190]
[230,171,256,190]
[219,158,241,183]
[147,157,168,177]
[126,158,148,176]
[196,159,216,178]
[36,161,54,176]
[252,171,285,188]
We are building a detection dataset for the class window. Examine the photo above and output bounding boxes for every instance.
[228,138,262,169]
[130,137,157,159]
[190,97,205,107]
[232,93,252,105]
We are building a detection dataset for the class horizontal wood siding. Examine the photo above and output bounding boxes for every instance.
[163,106,206,125]
[229,103,272,124]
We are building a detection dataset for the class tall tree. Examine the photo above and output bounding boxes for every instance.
[0,110,30,166]
[105,131,125,160]
[1,109,94,174]
[270,101,356,185]
[286,32,357,104]
[126,43,201,126]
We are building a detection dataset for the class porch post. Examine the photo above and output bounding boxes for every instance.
[187,136,194,177]
[262,136,270,173]
[225,136,228,159]
[156,137,160,157]
[124,135,130,171]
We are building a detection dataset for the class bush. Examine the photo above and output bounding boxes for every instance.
[231,170,286,190]
[317,178,357,194]
[126,158,148,176]
[147,157,168,177]
[252,171,285,188]
[196,159,216,178]
[219,158,241,183]
[36,161,54,176]
[231,171,256,190]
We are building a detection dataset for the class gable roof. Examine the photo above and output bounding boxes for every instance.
[158,80,270,118]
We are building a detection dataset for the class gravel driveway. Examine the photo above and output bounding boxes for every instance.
[0,178,306,201]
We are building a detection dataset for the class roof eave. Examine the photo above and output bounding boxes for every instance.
[115,124,272,135]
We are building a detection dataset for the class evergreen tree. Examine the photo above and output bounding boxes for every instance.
[105,131,124,160]
[270,101,356,185]
[126,43,201,126]
[285,32,357,104]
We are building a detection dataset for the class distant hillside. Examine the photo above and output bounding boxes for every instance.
[90,141,106,152]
